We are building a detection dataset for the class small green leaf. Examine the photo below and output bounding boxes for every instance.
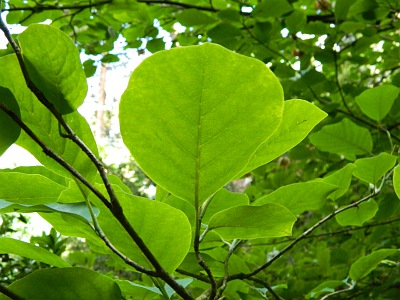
[355,85,399,121]
[202,189,249,223]
[309,118,373,160]
[242,99,327,174]
[0,238,70,268]
[349,249,398,281]
[335,199,378,226]
[120,43,283,207]
[321,164,356,200]
[0,87,21,156]
[306,280,348,299]
[0,172,66,205]
[18,24,87,114]
[353,152,397,185]
[208,204,296,240]
[253,182,338,215]
[2,268,121,300]
[393,165,400,200]
[83,59,97,77]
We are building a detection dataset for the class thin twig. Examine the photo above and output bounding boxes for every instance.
[2,0,111,12]
[248,277,285,300]
[333,51,353,116]
[228,190,379,281]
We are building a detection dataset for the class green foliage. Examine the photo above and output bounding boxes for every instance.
[0,0,399,299]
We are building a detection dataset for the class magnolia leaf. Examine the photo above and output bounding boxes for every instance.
[202,189,249,223]
[353,152,397,185]
[309,118,373,160]
[0,172,66,205]
[321,164,356,200]
[208,203,296,240]
[349,249,399,281]
[18,24,87,114]
[355,85,399,121]
[91,187,192,273]
[0,238,70,268]
[1,268,121,300]
[306,280,347,299]
[335,199,378,226]
[120,43,283,206]
[0,87,21,156]
[0,54,98,181]
[241,99,327,174]
[253,182,338,215]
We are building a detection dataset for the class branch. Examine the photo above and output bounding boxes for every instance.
[137,0,217,12]
[247,277,285,300]
[228,191,378,281]
[2,0,112,12]
[0,284,24,300]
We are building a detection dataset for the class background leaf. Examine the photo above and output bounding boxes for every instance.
[349,249,398,281]
[353,152,397,185]
[320,164,356,200]
[309,118,373,160]
[355,85,399,121]
[120,43,284,206]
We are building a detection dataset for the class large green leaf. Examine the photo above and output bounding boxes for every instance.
[176,9,217,26]
[355,85,399,122]
[353,152,397,185]
[253,182,338,215]
[120,43,284,206]
[241,99,327,174]
[208,204,296,240]
[335,199,378,226]
[0,237,70,268]
[18,24,87,114]
[1,165,69,186]
[90,187,192,273]
[0,54,98,180]
[349,249,399,281]
[0,87,21,156]
[0,172,66,204]
[321,163,356,200]
[309,118,373,160]
[253,0,293,19]
[1,268,121,300]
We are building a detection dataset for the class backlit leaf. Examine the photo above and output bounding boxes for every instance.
[242,99,327,174]
[18,24,87,114]
[120,43,283,207]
